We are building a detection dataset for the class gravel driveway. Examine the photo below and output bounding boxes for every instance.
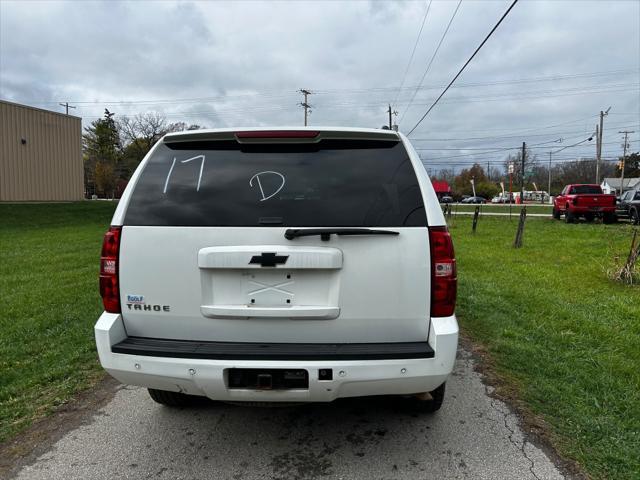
[11,348,568,480]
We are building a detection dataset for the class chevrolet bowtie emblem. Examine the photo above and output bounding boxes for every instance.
[249,252,289,267]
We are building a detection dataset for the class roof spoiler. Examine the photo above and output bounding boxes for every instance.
[163,129,400,145]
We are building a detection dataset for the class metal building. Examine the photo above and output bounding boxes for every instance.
[0,100,83,201]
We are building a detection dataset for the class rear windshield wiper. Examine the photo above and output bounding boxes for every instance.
[285,228,399,241]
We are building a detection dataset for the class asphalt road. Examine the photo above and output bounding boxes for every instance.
[12,349,567,480]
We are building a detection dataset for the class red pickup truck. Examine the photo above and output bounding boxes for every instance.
[552,184,617,223]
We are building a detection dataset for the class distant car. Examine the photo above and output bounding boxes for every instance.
[616,189,640,225]
[491,194,513,204]
[461,196,486,204]
[440,196,454,203]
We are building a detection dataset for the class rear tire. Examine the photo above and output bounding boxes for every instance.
[565,210,576,223]
[552,207,561,220]
[412,382,446,413]
[148,388,195,407]
[631,208,639,225]
[603,213,617,224]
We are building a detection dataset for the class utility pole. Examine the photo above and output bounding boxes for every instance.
[595,124,600,182]
[487,161,490,181]
[59,102,76,115]
[387,104,398,130]
[299,89,312,126]
[596,107,610,183]
[520,142,526,204]
[619,130,634,196]
[548,151,552,198]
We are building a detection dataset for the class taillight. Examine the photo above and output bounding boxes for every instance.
[429,226,457,317]
[99,226,122,313]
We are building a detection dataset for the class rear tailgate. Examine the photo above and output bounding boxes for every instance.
[574,194,616,209]
[117,130,432,344]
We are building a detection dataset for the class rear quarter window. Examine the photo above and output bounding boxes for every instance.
[124,139,427,227]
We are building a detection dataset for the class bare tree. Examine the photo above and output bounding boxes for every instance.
[118,113,168,158]
[117,113,204,176]
[437,168,456,186]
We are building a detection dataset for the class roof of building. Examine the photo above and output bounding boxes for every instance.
[602,177,640,189]
[0,99,82,121]
[431,180,451,193]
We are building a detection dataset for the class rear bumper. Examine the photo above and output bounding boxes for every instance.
[569,206,615,214]
[95,312,458,402]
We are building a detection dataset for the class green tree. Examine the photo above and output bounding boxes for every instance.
[95,161,116,197]
[474,181,500,199]
[83,109,121,197]
[453,163,488,196]
[620,152,639,177]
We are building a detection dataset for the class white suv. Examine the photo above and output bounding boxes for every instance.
[95,127,458,412]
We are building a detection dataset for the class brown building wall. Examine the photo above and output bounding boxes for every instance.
[0,100,83,201]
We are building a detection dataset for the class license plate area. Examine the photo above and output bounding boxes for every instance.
[244,271,294,306]
[227,368,309,390]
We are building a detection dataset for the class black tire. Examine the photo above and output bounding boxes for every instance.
[565,210,576,224]
[631,208,640,226]
[148,388,195,407]
[603,213,617,224]
[552,207,561,220]
[413,382,446,413]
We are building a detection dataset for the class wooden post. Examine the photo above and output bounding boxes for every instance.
[623,230,639,272]
[514,206,527,248]
[443,203,450,218]
[472,206,480,234]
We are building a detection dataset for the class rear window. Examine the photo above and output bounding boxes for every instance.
[569,185,603,194]
[124,139,427,227]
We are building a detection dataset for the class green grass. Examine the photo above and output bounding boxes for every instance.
[451,215,640,479]
[0,202,117,442]
[1,203,638,479]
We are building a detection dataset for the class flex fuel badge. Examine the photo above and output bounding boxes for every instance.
[126,295,170,312]
[127,295,145,304]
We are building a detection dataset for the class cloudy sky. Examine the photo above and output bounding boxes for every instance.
[1,0,638,172]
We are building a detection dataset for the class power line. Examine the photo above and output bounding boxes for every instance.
[91,82,631,120]
[17,68,637,108]
[550,135,595,155]
[416,140,638,161]
[322,68,638,94]
[398,0,463,125]
[392,0,433,108]
[407,0,520,135]
[409,123,639,142]
[410,114,598,137]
